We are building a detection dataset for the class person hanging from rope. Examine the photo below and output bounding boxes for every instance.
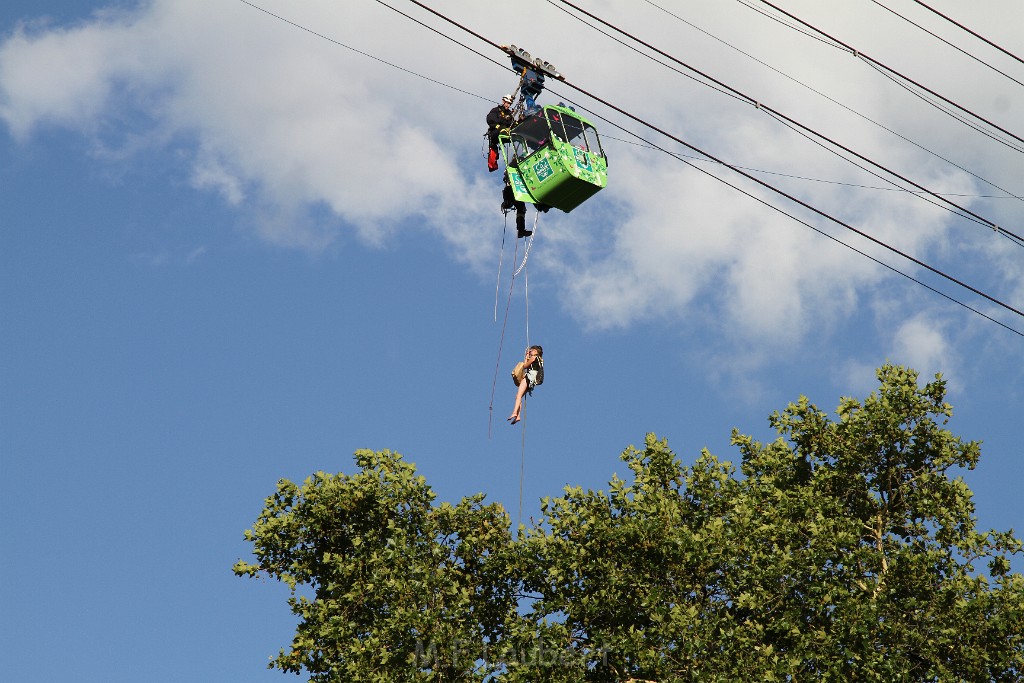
[508,345,543,425]
[485,94,514,172]
[501,173,531,238]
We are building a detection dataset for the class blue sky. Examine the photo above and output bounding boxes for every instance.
[2,1,1022,681]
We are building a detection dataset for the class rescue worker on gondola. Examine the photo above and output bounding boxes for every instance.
[501,174,530,239]
[485,94,514,173]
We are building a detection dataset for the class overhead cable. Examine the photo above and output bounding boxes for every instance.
[237,0,1024,334]
[866,0,1024,88]
[395,0,1024,326]
[745,0,1024,150]
[908,0,1024,67]
[543,0,752,105]
[582,116,1024,336]
[557,78,1024,323]
[236,0,490,102]
[637,0,1023,203]
[554,0,1023,243]
[859,57,1023,153]
[602,132,1019,198]
[734,0,840,49]
[243,0,990,206]
[524,77,1024,334]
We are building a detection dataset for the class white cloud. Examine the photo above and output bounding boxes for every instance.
[891,314,956,376]
[0,13,132,137]
[190,153,244,205]
[2,0,1021,366]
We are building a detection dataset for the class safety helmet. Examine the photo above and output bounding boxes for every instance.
[502,94,513,104]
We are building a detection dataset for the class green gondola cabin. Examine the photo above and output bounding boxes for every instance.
[498,104,607,213]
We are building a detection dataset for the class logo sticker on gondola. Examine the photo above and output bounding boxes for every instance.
[573,148,592,171]
[510,171,527,194]
[533,158,553,181]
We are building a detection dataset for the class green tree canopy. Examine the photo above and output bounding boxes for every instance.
[235,364,1024,681]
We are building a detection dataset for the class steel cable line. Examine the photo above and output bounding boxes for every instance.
[542,0,751,106]
[394,0,1024,327]
[857,56,1024,153]
[575,113,1024,336]
[240,0,1024,207]
[521,74,1024,334]
[367,0,504,72]
[866,0,1024,88]
[639,0,1024,204]
[236,0,1024,333]
[236,0,490,102]
[650,151,1024,337]
[512,69,1018,209]
[249,0,1019,208]
[246,0,903,203]
[734,0,840,48]
[908,0,1024,67]
[605,132,1020,198]
[531,86,1024,336]
[743,0,1024,151]
[760,106,1024,248]
[557,79,1024,324]
[553,0,1024,244]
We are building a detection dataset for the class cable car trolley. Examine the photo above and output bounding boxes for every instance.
[498,104,608,214]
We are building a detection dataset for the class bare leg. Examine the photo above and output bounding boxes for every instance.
[508,378,529,424]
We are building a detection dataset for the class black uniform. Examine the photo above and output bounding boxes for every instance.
[486,103,514,151]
